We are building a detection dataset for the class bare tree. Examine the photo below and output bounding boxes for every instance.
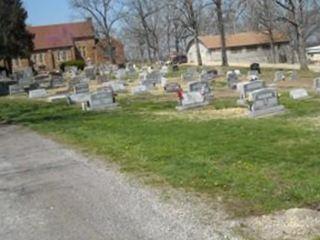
[212,0,228,66]
[275,0,320,70]
[69,0,125,64]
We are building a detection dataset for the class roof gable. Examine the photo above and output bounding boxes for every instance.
[27,21,95,51]
[198,32,289,50]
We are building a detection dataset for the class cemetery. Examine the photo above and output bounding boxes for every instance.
[0,62,320,220]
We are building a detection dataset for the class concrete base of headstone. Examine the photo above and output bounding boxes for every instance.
[47,95,68,103]
[249,105,286,118]
[176,102,209,111]
[82,102,118,111]
[68,93,91,104]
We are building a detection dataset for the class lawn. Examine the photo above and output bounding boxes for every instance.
[0,92,319,216]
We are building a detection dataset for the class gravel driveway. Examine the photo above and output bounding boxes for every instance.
[0,125,239,240]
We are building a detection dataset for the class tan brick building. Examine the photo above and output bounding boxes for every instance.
[12,19,125,71]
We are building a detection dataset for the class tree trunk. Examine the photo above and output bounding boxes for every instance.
[268,30,277,63]
[4,57,12,75]
[297,28,309,70]
[195,37,203,66]
[216,0,228,66]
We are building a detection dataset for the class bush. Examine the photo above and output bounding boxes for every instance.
[60,60,86,72]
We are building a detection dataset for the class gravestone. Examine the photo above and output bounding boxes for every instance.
[84,66,95,80]
[104,81,126,93]
[51,74,65,88]
[132,85,149,95]
[248,88,285,118]
[97,75,109,84]
[227,71,239,89]
[274,70,285,82]
[176,92,208,111]
[181,68,199,82]
[200,69,217,82]
[9,84,25,96]
[160,66,169,76]
[188,81,213,102]
[314,78,320,94]
[144,71,162,85]
[289,88,310,100]
[247,70,259,81]
[34,74,52,89]
[29,89,48,99]
[83,89,117,111]
[116,68,127,80]
[164,83,180,93]
[289,70,298,81]
[74,83,89,95]
[237,80,265,105]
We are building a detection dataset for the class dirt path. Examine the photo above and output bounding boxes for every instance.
[0,125,239,240]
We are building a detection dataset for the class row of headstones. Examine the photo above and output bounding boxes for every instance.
[181,68,218,83]
[28,81,118,112]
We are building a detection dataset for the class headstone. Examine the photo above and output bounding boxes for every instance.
[29,89,48,99]
[143,71,162,85]
[227,71,239,89]
[188,81,213,102]
[289,88,310,100]
[247,70,259,81]
[51,74,65,88]
[237,80,265,105]
[116,68,127,80]
[200,69,217,82]
[289,70,298,81]
[248,88,285,117]
[164,83,180,93]
[104,81,126,93]
[34,74,52,89]
[83,89,117,111]
[274,70,285,82]
[84,66,95,80]
[181,68,199,82]
[74,83,90,95]
[9,84,25,96]
[314,78,320,94]
[160,66,169,76]
[132,85,149,95]
[176,92,208,111]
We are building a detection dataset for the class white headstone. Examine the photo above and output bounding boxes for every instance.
[29,89,48,99]
[289,88,309,100]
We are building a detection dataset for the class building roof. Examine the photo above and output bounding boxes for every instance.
[197,32,289,50]
[27,20,95,51]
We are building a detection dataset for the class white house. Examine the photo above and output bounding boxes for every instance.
[307,45,320,64]
[187,32,290,65]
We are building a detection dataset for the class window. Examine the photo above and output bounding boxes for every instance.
[58,50,67,62]
[37,53,45,65]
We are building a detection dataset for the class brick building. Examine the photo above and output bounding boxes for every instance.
[11,19,125,71]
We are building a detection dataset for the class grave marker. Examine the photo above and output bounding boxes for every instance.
[289,88,310,100]
[29,89,48,99]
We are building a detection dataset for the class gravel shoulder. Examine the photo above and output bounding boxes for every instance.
[0,125,319,240]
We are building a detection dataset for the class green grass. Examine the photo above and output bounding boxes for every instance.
[0,95,320,216]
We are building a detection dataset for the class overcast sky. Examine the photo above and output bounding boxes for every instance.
[23,0,82,26]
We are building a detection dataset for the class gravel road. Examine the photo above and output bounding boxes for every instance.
[0,125,240,240]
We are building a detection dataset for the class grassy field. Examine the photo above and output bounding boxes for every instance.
[0,85,319,216]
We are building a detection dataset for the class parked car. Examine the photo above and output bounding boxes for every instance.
[171,55,188,65]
